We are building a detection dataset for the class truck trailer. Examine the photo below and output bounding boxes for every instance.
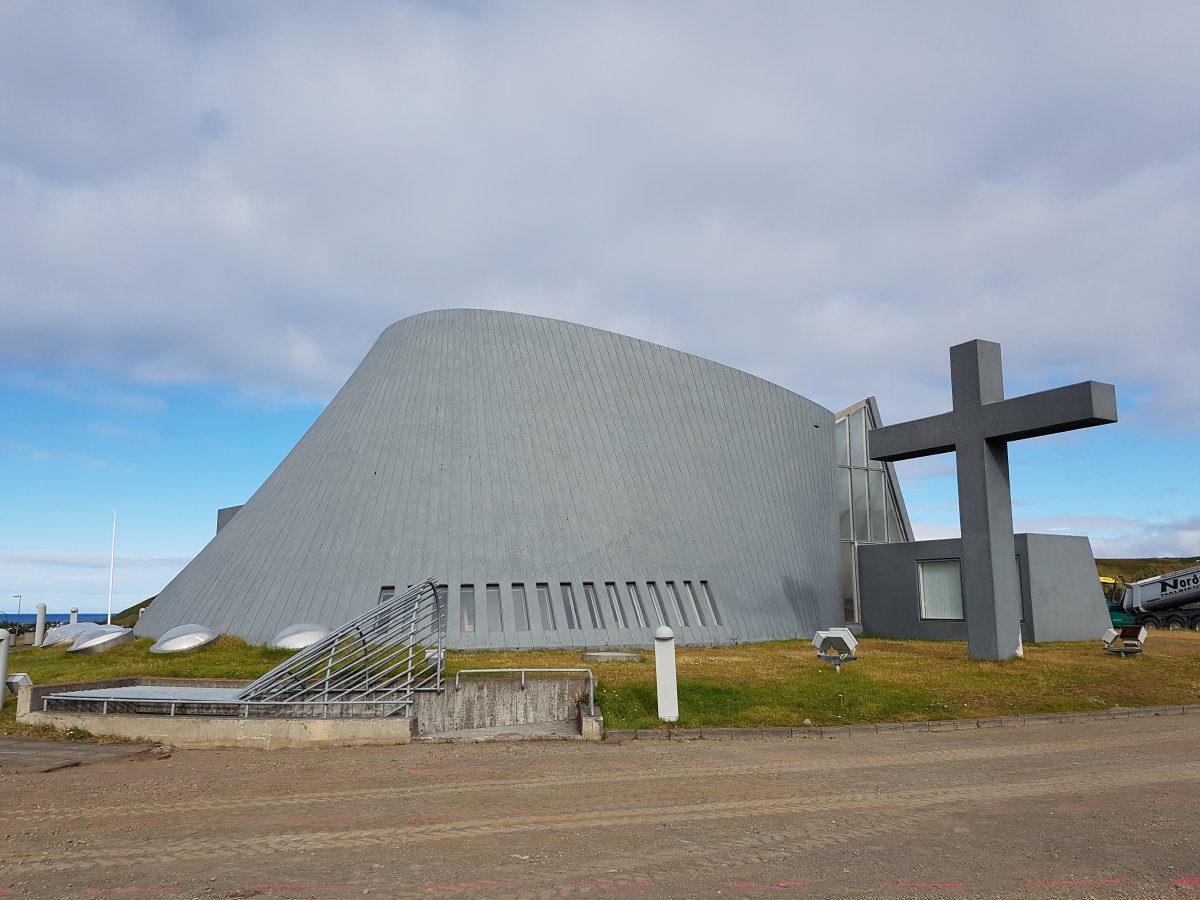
[1115,563,1200,630]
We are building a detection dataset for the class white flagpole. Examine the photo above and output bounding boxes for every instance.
[107,511,117,625]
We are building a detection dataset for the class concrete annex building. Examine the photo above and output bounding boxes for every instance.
[137,309,1109,650]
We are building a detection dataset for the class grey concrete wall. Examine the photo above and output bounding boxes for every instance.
[858,539,969,641]
[138,309,841,649]
[859,533,1109,643]
[410,676,588,735]
[19,710,415,749]
[216,505,243,534]
[1015,534,1111,642]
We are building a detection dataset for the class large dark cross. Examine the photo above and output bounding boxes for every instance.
[868,340,1117,660]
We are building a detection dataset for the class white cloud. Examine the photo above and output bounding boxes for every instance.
[0,1,1196,422]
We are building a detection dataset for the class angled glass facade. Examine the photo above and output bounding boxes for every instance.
[835,399,914,625]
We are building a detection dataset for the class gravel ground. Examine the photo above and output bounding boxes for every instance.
[1,712,1198,899]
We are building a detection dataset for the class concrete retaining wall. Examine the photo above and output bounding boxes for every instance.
[412,675,589,735]
[16,675,598,747]
[20,709,414,750]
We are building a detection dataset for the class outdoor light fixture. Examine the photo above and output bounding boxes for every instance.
[5,672,32,694]
[813,627,859,673]
[1103,626,1148,657]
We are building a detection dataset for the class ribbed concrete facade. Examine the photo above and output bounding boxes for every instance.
[137,309,841,649]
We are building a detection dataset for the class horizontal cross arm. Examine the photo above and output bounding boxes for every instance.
[982,381,1117,442]
[868,410,960,462]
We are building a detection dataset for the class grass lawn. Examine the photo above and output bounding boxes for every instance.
[5,631,1199,739]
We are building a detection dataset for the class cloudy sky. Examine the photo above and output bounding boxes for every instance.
[2,1,1198,615]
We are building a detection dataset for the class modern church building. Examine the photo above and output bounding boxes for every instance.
[136,308,1109,651]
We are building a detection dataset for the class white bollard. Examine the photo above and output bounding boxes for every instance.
[654,625,679,723]
[0,631,9,711]
[69,607,78,625]
[34,603,47,648]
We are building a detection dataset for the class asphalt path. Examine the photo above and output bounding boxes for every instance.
[1,712,1198,899]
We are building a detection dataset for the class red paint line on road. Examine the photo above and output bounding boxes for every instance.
[1026,879,1125,886]
[1176,877,1200,885]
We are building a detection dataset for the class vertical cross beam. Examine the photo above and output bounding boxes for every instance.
[869,339,1117,661]
[950,341,1022,660]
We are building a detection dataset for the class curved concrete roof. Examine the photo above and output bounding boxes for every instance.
[137,309,841,648]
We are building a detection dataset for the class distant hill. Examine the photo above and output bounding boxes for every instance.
[112,596,155,628]
[1095,557,1200,584]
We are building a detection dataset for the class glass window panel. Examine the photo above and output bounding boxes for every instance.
[835,415,849,467]
[700,581,723,626]
[849,407,867,468]
[536,583,556,630]
[918,559,964,620]
[837,466,852,541]
[561,583,581,630]
[645,582,666,627]
[851,468,869,541]
[840,542,858,624]
[606,582,628,628]
[868,469,887,542]
[486,584,503,632]
[512,584,530,631]
[886,490,905,543]
[583,582,605,628]
[435,584,448,630]
[683,580,706,626]
[627,583,649,628]
[459,584,475,633]
[666,581,689,627]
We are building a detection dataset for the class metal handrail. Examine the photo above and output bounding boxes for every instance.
[453,667,595,717]
[41,694,414,718]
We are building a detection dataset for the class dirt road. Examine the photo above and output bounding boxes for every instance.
[2,713,1199,898]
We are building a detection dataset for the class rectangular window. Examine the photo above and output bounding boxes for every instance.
[700,580,723,626]
[512,583,530,631]
[582,582,605,628]
[918,559,964,621]
[536,583,556,630]
[435,584,448,630]
[459,584,476,633]
[851,468,869,542]
[849,407,867,467]
[665,581,689,626]
[605,582,628,628]
[868,469,887,542]
[379,585,396,603]
[626,582,649,628]
[840,543,858,624]
[837,466,852,541]
[486,584,503,632]
[683,580,706,626]
[561,583,581,630]
[886,492,905,543]
[835,414,849,467]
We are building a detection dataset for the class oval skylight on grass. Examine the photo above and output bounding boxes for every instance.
[149,624,220,654]
[68,625,134,655]
[39,622,99,648]
[268,623,330,650]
